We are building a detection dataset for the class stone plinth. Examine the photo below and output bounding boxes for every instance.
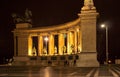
[12,56,30,66]
[115,59,120,64]
[76,52,99,67]
[16,23,32,29]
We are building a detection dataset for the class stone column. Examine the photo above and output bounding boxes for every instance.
[58,33,64,55]
[74,31,77,53]
[49,34,54,55]
[67,32,70,54]
[77,28,81,52]
[79,30,82,52]
[28,36,32,56]
[38,35,43,55]
[67,32,74,54]
[69,32,74,54]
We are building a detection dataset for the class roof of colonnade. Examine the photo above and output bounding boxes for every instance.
[14,18,80,33]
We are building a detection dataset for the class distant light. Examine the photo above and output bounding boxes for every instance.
[108,60,111,64]
[101,24,105,28]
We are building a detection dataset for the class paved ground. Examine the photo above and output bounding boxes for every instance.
[0,65,120,77]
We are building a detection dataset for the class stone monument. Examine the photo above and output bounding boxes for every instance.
[77,0,99,67]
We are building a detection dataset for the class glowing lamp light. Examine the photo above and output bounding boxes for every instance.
[44,37,48,41]
[101,24,105,28]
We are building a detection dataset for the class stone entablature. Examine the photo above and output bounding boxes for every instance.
[13,18,80,35]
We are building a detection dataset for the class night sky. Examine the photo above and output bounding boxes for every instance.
[0,0,120,59]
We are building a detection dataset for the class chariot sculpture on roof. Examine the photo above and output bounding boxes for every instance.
[12,8,32,24]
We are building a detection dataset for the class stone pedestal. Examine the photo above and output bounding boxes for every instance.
[115,59,120,64]
[76,52,99,67]
[16,23,32,29]
[12,56,30,66]
[77,4,99,67]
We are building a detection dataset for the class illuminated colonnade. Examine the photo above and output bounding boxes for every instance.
[13,18,81,56]
[27,28,81,56]
[12,0,99,67]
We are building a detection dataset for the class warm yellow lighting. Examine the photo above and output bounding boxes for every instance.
[78,43,82,53]
[77,28,79,32]
[28,49,32,56]
[28,36,33,56]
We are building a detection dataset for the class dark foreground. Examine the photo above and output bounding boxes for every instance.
[0,65,120,77]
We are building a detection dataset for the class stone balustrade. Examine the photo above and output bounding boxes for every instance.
[29,54,79,66]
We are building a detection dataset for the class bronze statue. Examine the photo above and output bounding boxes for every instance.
[24,8,32,23]
[12,8,32,24]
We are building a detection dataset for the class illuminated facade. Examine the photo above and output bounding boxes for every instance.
[12,0,99,67]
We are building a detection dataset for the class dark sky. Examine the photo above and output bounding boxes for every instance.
[0,0,120,57]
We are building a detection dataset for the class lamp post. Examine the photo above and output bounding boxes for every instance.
[101,24,108,64]
[44,36,48,54]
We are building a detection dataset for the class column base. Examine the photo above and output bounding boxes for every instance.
[76,52,99,67]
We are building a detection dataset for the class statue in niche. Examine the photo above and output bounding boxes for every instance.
[62,46,66,54]
[32,46,37,56]
[70,44,75,54]
[78,43,81,53]
[12,8,32,24]
[43,47,47,55]
[54,46,57,55]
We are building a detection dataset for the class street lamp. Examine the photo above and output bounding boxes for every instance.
[44,36,48,54]
[101,24,108,64]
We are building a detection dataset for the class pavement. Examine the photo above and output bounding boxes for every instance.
[0,65,120,77]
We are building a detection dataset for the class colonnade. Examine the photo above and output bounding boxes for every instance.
[13,0,99,67]
[28,29,81,56]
